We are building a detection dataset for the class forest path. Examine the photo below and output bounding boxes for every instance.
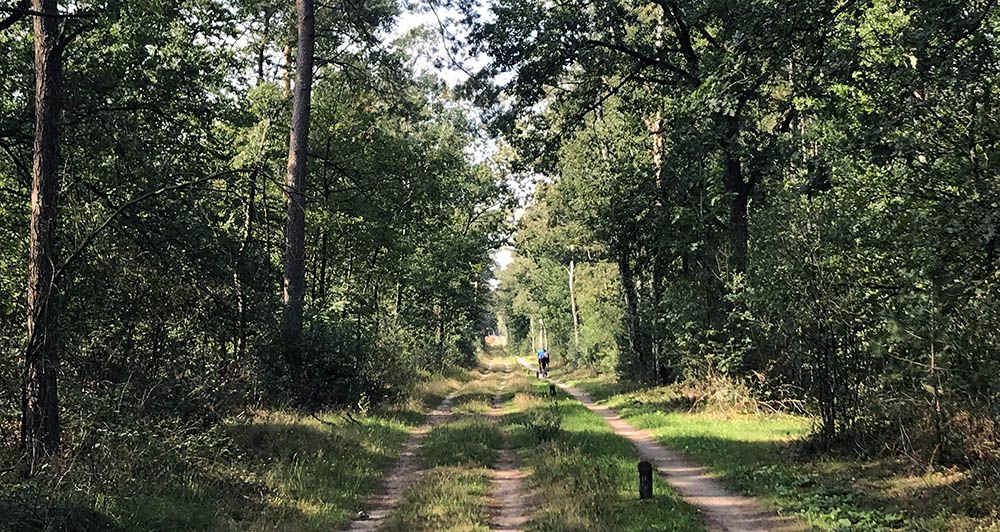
[486,363,530,532]
[516,358,804,532]
[342,387,460,531]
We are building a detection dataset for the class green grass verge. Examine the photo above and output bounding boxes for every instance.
[379,467,492,532]
[0,368,470,532]
[502,369,706,532]
[557,366,1000,532]
[381,373,503,532]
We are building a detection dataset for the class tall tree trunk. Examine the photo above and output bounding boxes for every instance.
[234,171,257,363]
[650,264,664,382]
[568,260,580,355]
[647,107,666,383]
[257,8,273,83]
[617,248,644,373]
[23,0,63,468]
[317,137,331,303]
[647,3,668,378]
[281,0,314,377]
[282,43,293,97]
[538,317,547,351]
[434,304,445,368]
[318,231,328,300]
[529,315,535,354]
[722,115,752,274]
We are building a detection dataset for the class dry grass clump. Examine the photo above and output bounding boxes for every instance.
[678,374,772,415]
[510,392,545,413]
[948,410,999,471]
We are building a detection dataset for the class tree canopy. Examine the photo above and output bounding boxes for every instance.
[0,0,998,524]
[477,0,1000,458]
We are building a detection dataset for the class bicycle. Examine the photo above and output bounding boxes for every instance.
[537,357,549,379]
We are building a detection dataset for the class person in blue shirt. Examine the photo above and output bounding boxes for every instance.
[537,348,550,375]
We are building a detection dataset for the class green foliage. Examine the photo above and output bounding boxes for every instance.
[568,371,999,531]
[0,0,509,527]
[0,370,466,531]
[470,0,1000,464]
[522,402,563,442]
[496,186,623,369]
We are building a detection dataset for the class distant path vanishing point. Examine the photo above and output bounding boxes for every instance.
[516,357,804,532]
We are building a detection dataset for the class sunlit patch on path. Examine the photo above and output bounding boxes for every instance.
[342,391,459,531]
[517,358,804,532]
[487,364,530,531]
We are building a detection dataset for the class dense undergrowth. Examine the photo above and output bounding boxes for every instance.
[556,364,1000,532]
[0,368,468,532]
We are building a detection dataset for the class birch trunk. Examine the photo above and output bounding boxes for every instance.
[568,260,580,354]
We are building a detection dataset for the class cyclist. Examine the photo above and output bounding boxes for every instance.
[537,348,550,377]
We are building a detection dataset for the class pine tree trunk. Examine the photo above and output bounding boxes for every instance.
[281,0,314,377]
[23,0,63,468]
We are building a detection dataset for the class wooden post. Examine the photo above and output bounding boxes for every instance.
[638,461,653,499]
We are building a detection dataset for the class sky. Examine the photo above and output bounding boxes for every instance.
[391,3,484,88]
[391,2,517,276]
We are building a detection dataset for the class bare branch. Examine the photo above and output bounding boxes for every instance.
[55,169,248,282]
[0,0,27,31]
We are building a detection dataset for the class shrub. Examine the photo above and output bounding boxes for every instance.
[524,403,563,442]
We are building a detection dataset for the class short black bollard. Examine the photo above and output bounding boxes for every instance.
[548,383,557,397]
[638,461,653,500]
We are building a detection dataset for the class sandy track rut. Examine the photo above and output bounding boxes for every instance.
[345,364,528,531]
[342,391,458,532]
[517,358,804,532]
[486,364,530,531]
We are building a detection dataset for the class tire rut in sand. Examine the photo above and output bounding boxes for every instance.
[516,357,804,532]
[342,391,458,532]
[486,365,530,532]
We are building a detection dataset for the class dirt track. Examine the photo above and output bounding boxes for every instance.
[486,364,530,532]
[517,357,804,532]
[342,391,458,532]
